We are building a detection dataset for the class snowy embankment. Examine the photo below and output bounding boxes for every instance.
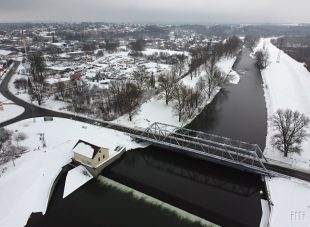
[256,38,310,170]
[63,165,93,198]
[114,56,239,129]
[267,177,310,227]
[0,118,141,227]
[0,93,24,124]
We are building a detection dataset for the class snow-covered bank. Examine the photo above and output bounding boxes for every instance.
[0,93,24,123]
[0,118,141,227]
[257,38,310,170]
[63,165,93,198]
[114,56,239,129]
[267,177,310,227]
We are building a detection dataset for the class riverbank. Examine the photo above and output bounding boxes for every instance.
[0,117,141,227]
[256,38,310,170]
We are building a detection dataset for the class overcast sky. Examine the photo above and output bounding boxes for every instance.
[0,0,309,24]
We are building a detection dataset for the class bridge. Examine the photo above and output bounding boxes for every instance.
[130,122,278,177]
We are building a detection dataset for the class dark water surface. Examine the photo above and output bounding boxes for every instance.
[188,48,267,149]
[25,48,268,227]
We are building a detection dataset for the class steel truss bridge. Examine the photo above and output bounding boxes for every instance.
[131,122,277,177]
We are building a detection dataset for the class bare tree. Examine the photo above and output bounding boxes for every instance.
[158,72,177,105]
[14,132,27,146]
[172,82,189,122]
[56,81,66,100]
[255,50,269,70]
[172,60,185,78]
[271,109,310,157]
[122,82,142,121]
[146,73,156,90]
[132,65,148,91]
[29,52,46,84]
[244,36,259,51]
[0,128,12,151]
[129,38,146,52]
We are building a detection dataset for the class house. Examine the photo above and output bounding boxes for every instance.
[72,140,110,169]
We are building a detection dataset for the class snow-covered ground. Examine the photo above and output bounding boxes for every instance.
[0,117,141,227]
[256,38,310,170]
[114,56,239,129]
[0,93,24,124]
[63,165,93,198]
[267,177,310,227]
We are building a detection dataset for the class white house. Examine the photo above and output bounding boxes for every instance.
[72,140,110,169]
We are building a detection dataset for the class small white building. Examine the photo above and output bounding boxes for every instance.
[72,140,110,169]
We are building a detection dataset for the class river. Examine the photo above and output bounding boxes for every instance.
[25,47,268,227]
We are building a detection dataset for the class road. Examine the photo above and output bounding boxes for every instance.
[1,61,310,182]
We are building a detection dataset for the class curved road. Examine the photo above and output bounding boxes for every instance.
[1,60,310,182]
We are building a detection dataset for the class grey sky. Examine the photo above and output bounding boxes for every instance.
[0,0,309,24]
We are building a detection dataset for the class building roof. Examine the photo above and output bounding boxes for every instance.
[72,140,101,159]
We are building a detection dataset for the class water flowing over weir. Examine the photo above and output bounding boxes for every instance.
[25,47,268,227]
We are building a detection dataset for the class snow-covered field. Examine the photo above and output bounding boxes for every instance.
[257,38,310,170]
[0,117,141,227]
[0,93,24,124]
[114,56,239,129]
[267,177,310,227]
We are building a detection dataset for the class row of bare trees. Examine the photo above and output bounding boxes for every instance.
[189,36,242,78]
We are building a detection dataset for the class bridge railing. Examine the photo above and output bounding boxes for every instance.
[137,122,271,176]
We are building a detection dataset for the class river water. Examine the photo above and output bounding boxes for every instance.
[25,47,268,227]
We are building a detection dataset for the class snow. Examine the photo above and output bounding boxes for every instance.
[257,38,310,170]
[114,56,238,129]
[72,142,95,159]
[267,177,310,227]
[0,93,24,124]
[0,117,141,227]
[63,165,93,198]
[0,50,12,56]
[260,199,270,227]
[142,48,188,56]
[114,96,182,129]
[216,57,240,84]
[47,66,71,71]
[45,77,70,85]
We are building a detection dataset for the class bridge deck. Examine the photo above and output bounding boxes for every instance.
[131,122,278,177]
